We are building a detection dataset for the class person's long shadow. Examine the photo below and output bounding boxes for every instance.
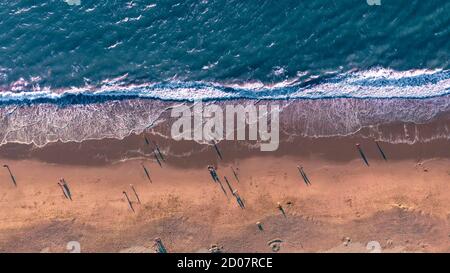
[3,165,17,187]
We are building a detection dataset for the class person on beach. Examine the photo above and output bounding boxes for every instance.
[256,221,263,231]
[123,191,135,212]
[130,184,141,204]
[277,202,286,217]
[58,182,69,200]
[144,135,150,146]
[152,141,165,162]
[154,238,167,253]
[375,141,387,160]
[207,165,215,181]
[58,178,72,200]
[232,189,245,209]
[207,165,220,182]
[297,165,311,186]
[153,151,162,167]
[231,166,239,182]
[142,164,152,183]
[3,165,16,187]
[356,143,370,166]
[144,136,164,164]
[60,178,72,200]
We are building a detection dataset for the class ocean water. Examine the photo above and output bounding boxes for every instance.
[0,0,449,145]
[1,0,449,96]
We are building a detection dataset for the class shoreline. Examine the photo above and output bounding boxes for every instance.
[1,96,450,148]
[1,128,450,167]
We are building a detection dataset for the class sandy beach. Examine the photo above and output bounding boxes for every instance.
[1,0,449,256]
[0,129,449,253]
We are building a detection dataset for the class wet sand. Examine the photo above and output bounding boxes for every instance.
[0,132,449,253]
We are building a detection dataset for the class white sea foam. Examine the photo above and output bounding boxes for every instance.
[0,68,449,103]
[1,68,450,147]
[63,0,81,6]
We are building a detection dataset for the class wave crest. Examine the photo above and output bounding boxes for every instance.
[0,68,449,105]
[1,68,450,147]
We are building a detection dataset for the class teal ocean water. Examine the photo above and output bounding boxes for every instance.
[0,0,449,146]
[0,0,449,103]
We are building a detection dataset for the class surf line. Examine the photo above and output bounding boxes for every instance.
[170,100,280,151]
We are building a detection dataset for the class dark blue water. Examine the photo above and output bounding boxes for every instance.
[0,0,449,94]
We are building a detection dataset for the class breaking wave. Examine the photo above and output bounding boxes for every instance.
[1,68,450,105]
[1,68,450,147]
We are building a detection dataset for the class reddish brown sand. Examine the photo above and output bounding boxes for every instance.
[0,135,449,253]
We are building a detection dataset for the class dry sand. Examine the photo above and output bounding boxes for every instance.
[0,135,449,253]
